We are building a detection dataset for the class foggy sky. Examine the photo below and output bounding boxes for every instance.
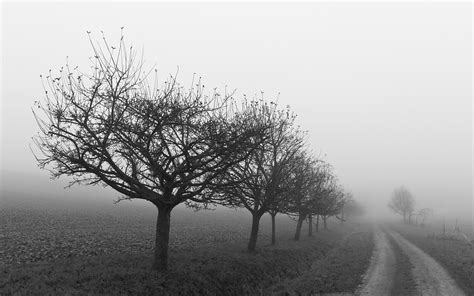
[1,2,472,219]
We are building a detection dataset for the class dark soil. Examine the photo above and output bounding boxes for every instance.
[0,201,371,295]
[0,228,354,295]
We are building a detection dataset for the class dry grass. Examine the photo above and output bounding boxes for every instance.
[267,225,374,295]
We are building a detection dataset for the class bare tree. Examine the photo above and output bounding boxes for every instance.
[267,193,290,245]
[417,208,432,226]
[338,192,351,224]
[32,32,266,271]
[340,193,364,223]
[214,102,305,251]
[264,148,301,245]
[286,155,333,240]
[388,186,415,223]
[288,154,317,241]
[317,184,345,230]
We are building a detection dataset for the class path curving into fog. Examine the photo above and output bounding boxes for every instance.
[357,225,465,296]
[388,230,465,296]
[356,226,395,295]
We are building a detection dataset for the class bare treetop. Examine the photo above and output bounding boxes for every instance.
[33,32,264,207]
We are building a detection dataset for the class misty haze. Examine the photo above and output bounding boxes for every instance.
[1,2,472,295]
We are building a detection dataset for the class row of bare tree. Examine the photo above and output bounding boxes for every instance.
[32,32,353,271]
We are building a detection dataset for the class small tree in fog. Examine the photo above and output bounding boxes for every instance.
[214,102,305,251]
[341,194,365,222]
[286,155,327,240]
[317,185,345,230]
[307,165,341,233]
[417,208,432,226]
[388,186,415,223]
[32,32,266,271]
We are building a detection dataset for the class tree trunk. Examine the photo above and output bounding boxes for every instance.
[308,214,313,237]
[248,213,261,251]
[403,212,407,223]
[294,213,305,241]
[271,213,276,245]
[323,215,328,230]
[153,205,172,271]
[315,215,319,232]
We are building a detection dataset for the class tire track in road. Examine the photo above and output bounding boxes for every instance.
[387,233,417,296]
[356,226,395,295]
[388,230,466,296]
[357,225,466,296]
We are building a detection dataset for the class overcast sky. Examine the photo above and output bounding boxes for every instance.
[1,2,472,219]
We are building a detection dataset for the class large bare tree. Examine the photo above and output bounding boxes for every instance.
[32,32,266,271]
[388,186,415,223]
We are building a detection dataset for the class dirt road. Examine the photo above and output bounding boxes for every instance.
[357,227,395,295]
[357,226,466,296]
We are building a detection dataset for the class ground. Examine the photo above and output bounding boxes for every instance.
[390,223,474,295]
[0,200,373,295]
[6,198,471,295]
[356,224,471,295]
[388,233,416,296]
[270,228,374,295]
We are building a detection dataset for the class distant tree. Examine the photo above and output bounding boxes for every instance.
[214,102,305,251]
[388,186,415,223]
[317,184,345,230]
[32,32,267,271]
[306,163,336,235]
[340,193,365,222]
[284,156,334,239]
[287,153,319,241]
[416,208,432,226]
